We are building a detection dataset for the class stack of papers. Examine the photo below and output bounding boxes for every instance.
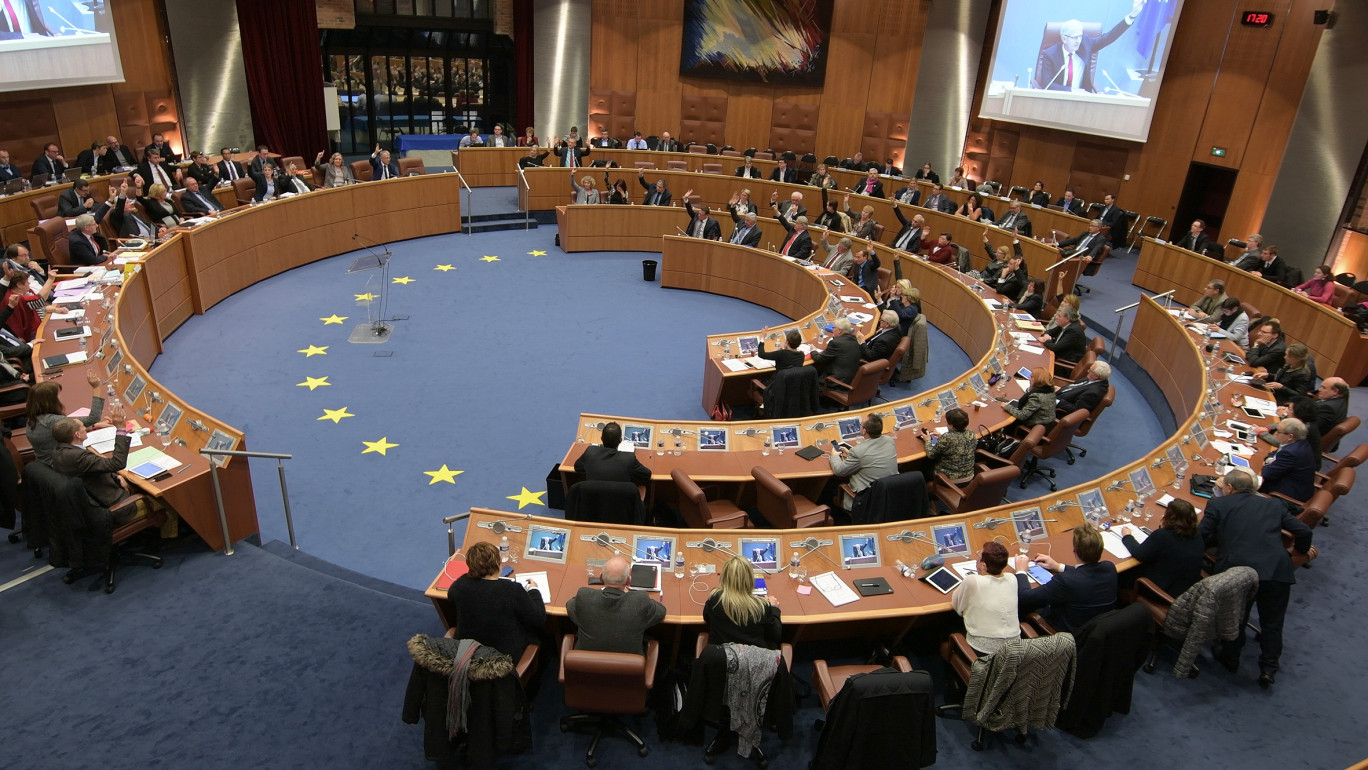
[126,447,182,479]
[720,359,749,372]
[513,571,551,603]
[82,426,142,454]
[810,571,860,607]
[743,356,776,370]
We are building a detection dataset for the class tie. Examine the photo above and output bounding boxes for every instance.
[1067,56,1074,88]
[137,216,153,239]
[693,220,704,238]
[153,163,170,188]
[381,165,389,179]
[732,227,745,244]
[781,232,799,255]
[2,0,18,32]
[895,228,915,250]
[227,162,237,180]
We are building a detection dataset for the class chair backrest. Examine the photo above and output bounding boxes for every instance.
[560,634,656,714]
[1008,185,1028,200]
[859,471,929,523]
[720,149,742,157]
[955,244,972,273]
[686,144,707,154]
[1082,244,1111,277]
[666,160,688,171]
[1321,416,1360,455]
[1033,409,1088,460]
[278,155,306,174]
[1074,384,1116,439]
[1009,424,1048,467]
[671,468,728,528]
[952,465,1020,513]
[876,266,892,295]
[1325,444,1367,476]
[398,157,426,176]
[1064,350,1096,381]
[28,216,70,264]
[633,161,656,170]
[232,177,256,204]
[1332,282,1351,308]
[565,480,641,524]
[1239,301,1261,322]
[30,194,58,220]
[1298,488,1336,528]
[350,159,373,182]
[1323,466,1355,499]
[170,189,186,215]
[752,466,798,528]
[1088,336,1107,356]
[843,360,888,405]
[878,336,911,386]
[702,162,723,174]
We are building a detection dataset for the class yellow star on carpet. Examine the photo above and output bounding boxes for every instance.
[392,276,414,285]
[355,292,377,302]
[297,345,328,357]
[362,436,399,455]
[296,376,330,391]
[480,255,500,263]
[320,314,348,325]
[506,487,546,509]
[528,250,547,256]
[318,407,354,424]
[423,465,464,485]
[434,264,456,272]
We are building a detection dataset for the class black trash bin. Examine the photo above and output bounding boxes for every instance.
[642,259,658,281]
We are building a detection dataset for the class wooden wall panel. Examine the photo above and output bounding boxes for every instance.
[1010,128,1077,199]
[1192,20,1288,169]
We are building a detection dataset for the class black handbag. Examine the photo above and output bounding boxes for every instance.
[977,427,1019,459]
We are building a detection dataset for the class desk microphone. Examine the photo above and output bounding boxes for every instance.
[1042,61,1068,90]
[1101,69,1126,95]
[796,536,847,570]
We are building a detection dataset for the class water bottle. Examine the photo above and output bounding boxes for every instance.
[499,536,510,563]
[673,549,685,579]
[895,559,914,578]
[788,552,801,579]
[107,382,117,397]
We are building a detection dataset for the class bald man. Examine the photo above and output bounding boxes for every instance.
[1035,0,1146,92]
[566,555,665,654]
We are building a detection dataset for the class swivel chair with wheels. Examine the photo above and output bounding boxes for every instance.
[559,633,659,767]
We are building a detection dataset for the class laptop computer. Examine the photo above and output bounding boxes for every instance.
[2,179,23,194]
[64,168,84,182]
[30,173,50,187]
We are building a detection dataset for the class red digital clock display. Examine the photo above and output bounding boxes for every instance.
[1242,11,1273,26]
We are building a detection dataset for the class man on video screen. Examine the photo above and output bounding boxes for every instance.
[1035,0,1146,93]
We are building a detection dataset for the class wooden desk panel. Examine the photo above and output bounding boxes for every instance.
[1134,238,1368,383]
[453,147,525,187]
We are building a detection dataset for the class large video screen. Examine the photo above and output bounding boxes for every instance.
[0,1,124,93]
[979,0,1185,143]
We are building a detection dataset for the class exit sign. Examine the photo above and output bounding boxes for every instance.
[1211,147,1227,157]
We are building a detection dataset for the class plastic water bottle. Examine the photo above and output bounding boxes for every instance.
[895,559,915,578]
[674,549,685,579]
[788,552,802,579]
[499,536,510,563]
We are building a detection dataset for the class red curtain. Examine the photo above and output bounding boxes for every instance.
[236,0,328,155]
[513,0,534,134]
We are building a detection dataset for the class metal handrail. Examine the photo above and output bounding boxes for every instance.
[199,448,295,556]
[453,169,473,235]
[516,165,531,230]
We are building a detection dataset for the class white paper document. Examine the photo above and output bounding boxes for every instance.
[514,571,551,603]
[720,358,749,372]
[810,571,860,607]
[1017,344,1046,355]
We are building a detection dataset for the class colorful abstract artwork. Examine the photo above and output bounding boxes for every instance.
[680,0,834,86]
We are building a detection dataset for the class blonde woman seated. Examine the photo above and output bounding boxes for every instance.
[843,194,879,241]
[703,556,781,649]
[313,151,357,187]
[570,171,600,204]
[140,184,180,227]
[807,163,838,190]
[951,541,1021,654]
[1002,367,1058,428]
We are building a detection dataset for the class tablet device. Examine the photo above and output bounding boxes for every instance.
[853,576,893,596]
[1027,564,1055,585]
[753,577,768,597]
[919,566,962,594]
[1228,453,1251,469]
[1240,406,1266,420]
[1016,367,1032,380]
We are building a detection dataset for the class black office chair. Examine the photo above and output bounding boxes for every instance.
[564,480,645,524]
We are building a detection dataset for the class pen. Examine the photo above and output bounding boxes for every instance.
[175,465,191,474]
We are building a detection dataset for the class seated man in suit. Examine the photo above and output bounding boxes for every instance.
[879,158,901,177]
[75,141,107,176]
[144,132,180,164]
[913,163,939,184]
[727,210,763,248]
[1056,360,1110,415]
[1231,233,1264,267]
[769,158,796,184]
[1312,377,1350,447]
[921,183,954,214]
[1035,3,1144,92]
[859,310,902,362]
[890,202,925,252]
[108,188,165,240]
[102,136,139,172]
[574,422,650,484]
[1016,524,1117,632]
[1040,305,1087,363]
[178,176,224,215]
[1056,218,1108,267]
[58,179,99,218]
[815,231,855,274]
[656,131,681,153]
[624,131,648,150]
[1175,219,1210,254]
[31,143,66,181]
[757,327,805,370]
[890,181,921,206]
[368,144,401,180]
[457,126,485,149]
[1200,469,1312,687]
[772,212,814,261]
[774,190,806,223]
[827,414,897,510]
[1054,187,1085,216]
[487,124,513,147]
[1258,418,1316,502]
[854,169,884,198]
[217,147,248,182]
[637,170,671,206]
[995,200,1033,237]
[811,317,862,388]
[1247,246,1291,287]
[1097,193,1126,249]
[846,247,879,297]
[567,555,665,654]
[0,149,21,183]
[280,161,316,195]
[588,128,616,149]
[1187,279,1228,323]
[48,414,140,522]
[682,190,721,240]
[185,151,222,188]
[69,213,112,266]
[137,147,180,191]
[840,152,866,171]
[1245,319,1286,370]
[735,156,762,178]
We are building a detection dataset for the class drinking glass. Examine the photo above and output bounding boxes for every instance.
[155,420,172,449]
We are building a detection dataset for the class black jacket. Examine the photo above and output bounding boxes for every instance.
[1055,604,1152,739]
[401,635,531,765]
[812,667,936,769]
[574,444,650,484]
[1056,377,1108,415]
[1120,527,1204,598]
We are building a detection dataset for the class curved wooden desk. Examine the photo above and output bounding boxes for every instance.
[1134,238,1368,383]
[31,175,466,550]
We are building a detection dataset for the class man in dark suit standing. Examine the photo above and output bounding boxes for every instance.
[735,156,762,179]
[0,0,52,38]
[854,169,884,198]
[1034,1,1145,92]
[1016,524,1118,632]
[49,415,139,516]
[860,310,902,362]
[574,422,650,484]
[811,317,862,388]
[1055,361,1110,415]
[1200,469,1313,688]
[1097,193,1127,250]
[769,158,796,184]
[727,210,763,248]
[771,208,813,261]
[31,143,66,181]
[553,136,590,168]
[637,170,671,206]
[1055,188,1085,216]
[1175,219,1210,254]
[567,555,665,654]
[178,177,224,215]
[1040,306,1087,363]
[890,202,925,253]
[217,147,247,183]
[682,190,721,240]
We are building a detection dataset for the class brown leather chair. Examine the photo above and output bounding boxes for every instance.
[752,151,774,161]
[977,424,1046,472]
[720,149,743,157]
[1315,445,1364,519]
[232,177,256,205]
[701,163,723,175]
[1074,244,1110,294]
[686,144,707,154]
[666,160,688,171]
[170,189,187,215]
[813,655,914,711]
[27,217,72,269]
[1054,349,1095,384]
[559,633,659,765]
[278,155,307,175]
[931,463,1019,514]
[442,627,539,688]
[1064,384,1115,462]
[350,159,374,182]
[1240,301,1262,323]
[751,466,831,528]
[633,161,656,170]
[1320,416,1360,459]
[876,266,892,295]
[1019,409,1088,491]
[30,194,58,221]
[398,157,426,176]
[671,468,749,529]
[820,359,888,410]
[873,336,911,396]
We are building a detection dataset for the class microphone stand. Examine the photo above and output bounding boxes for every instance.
[350,233,397,339]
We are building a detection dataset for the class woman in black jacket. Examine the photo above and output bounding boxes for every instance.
[445,541,546,660]
[703,556,781,648]
[1014,278,1047,319]
[1118,499,1204,597]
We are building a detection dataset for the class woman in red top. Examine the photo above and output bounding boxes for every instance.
[3,269,55,342]
[517,126,539,147]
[1292,264,1336,305]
